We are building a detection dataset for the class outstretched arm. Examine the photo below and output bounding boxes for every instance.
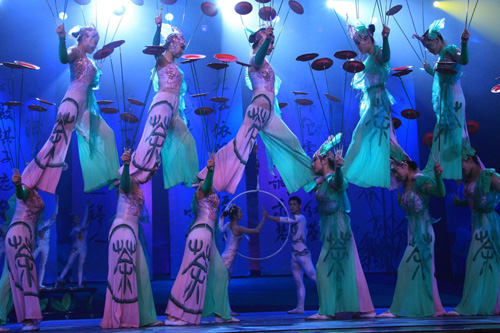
[381,25,390,63]
[235,216,265,235]
[459,29,469,65]
[153,14,162,46]
[253,26,273,68]
[12,169,28,200]
[120,150,132,193]
[81,202,90,229]
[425,163,446,198]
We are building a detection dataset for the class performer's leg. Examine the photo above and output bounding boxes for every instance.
[77,249,86,287]
[58,249,78,281]
[38,249,48,288]
[288,256,305,314]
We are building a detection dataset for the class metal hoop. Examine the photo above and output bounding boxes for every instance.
[225,189,291,261]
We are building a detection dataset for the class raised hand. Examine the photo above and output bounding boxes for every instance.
[56,23,66,38]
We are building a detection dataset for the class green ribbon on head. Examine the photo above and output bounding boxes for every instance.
[461,137,476,160]
[427,18,445,40]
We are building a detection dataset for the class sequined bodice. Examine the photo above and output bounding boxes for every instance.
[13,190,45,224]
[401,188,427,216]
[197,192,220,222]
[315,180,347,215]
[249,59,275,94]
[222,226,242,257]
[117,185,145,218]
[157,62,183,91]
[69,49,97,90]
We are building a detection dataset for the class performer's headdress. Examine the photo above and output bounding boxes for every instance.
[347,19,373,45]
[69,24,98,41]
[461,138,476,160]
[314,133,342,160]
[161,24,185,46]
[389,145,409,166]
[414,18,445,46]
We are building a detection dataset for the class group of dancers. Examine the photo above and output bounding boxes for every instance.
[0,9,499,332]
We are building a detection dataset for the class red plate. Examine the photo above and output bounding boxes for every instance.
[342,60,365,73]
[491,84,500,93]
[74,0,92,5]
[97,100,114,105]
[127,98,144,106]
[93,47,113,60]
[334,50,357,60]
[392,117,402,130]
[1,62,25,70]
[391,69,413,77]
[325,93,341,102]
[235,1,253,15]
[215,53,238,62]
[435,67,457,75]
[160,0,177,4]
[422,132,433,147]
[311,57,333,71]
[292,91,308,95]
[259,7,277,21]
[28,104,47,112]
[278,102,288,109]
[296,53,319,62]
[180,59,194,64]
[120,112,139,123]
[236,61,251,67]
[100,107,119,114]
[392,66,412,71]
[4,101,22,107]
[210,97,229,103]
[466,120,480,135]
[14,61,40,70]
[295,98,313,106]
[143,45,167,55]
[130,0,144,6]
[195,106,214,116]
[36,98,55,105]
[289,0,304,15]
[386,4,403,16]
[182,54,206,60]
[207,63,229,70]
[191,92,209,98]
[103,40,125,49]
[201,2,218,17]
[401,109,420,120]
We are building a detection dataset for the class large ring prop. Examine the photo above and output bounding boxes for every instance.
[225,189,291,261]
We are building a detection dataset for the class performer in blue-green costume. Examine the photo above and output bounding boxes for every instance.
[343,21,404,189]
[378,148,446,318]
[414,19,470,180]
[307,136,374,320]
[448,144,500,316]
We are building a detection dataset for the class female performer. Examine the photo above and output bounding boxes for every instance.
[165,157,238,325]
[4,170,45,331]
[123,15,198,189]
[219,205,265,315]
[414,19,470,180]
[343,21,403,189]
[22,23,119,194]
[448,145,500,316]
[101,150,161,328]
[197,26,314,194]
[378,151,446,317]
[307,137,374,320]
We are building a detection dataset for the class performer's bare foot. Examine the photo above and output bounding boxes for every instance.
[305,313,334,320]
[359,311,376,318]
[287,307,304,314]
[445,310,460,316]
[164,316,188,326]
[230,310,240,316]
[21,320,39,331]
[144,320,163,327]
[377,311,396,318]
[215,316,240,323]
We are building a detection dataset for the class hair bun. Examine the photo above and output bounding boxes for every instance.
[248,33,256,43]
[368,24,376,34]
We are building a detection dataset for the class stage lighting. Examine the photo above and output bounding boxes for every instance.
[112,4,125,16]
[433,1,440,7]
[165,13,174,21]
[327,0,335,9]
[370,17,378,24]
[59,12,68,20]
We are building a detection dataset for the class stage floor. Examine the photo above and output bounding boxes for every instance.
[3,311,500,332]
